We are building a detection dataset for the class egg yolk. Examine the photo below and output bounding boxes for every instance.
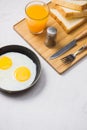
[14,66,31,82]
[0,56,12,70]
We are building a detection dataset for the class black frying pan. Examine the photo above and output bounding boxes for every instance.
[0,45,41,93]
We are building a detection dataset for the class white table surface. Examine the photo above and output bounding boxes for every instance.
[0,0,87,130]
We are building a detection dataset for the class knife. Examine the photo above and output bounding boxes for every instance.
[50,30,87,60]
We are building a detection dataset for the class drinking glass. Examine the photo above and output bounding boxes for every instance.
[25,1,49,34]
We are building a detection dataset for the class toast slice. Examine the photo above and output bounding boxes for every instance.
[50,8,86,33]
[55,5,87,18]
[52,0,87,11]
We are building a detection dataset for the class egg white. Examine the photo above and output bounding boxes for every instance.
[0,52,36,91]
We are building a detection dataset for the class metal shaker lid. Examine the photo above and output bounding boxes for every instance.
[47,26,57,37]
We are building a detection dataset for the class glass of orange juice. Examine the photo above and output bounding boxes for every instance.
[25,1,49,34]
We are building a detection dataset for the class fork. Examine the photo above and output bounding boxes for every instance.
[61,44,87,64]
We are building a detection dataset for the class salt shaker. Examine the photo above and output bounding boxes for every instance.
[45,26,57,48]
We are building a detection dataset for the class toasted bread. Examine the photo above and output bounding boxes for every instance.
[52,0,87,11]
[50,8,86,33]
[55,5,87,18]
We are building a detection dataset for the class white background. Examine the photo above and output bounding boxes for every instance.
[0,0,87,130]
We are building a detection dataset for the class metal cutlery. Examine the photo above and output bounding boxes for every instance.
[50,30,87,60]
[61,44,87,64]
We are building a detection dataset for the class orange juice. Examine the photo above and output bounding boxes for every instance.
[25,1,49,34]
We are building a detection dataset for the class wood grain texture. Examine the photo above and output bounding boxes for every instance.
[13,11,87,74]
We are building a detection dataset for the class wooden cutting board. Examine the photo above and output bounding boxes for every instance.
[13,7,87,74]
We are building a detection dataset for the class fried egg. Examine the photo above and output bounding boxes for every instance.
[0,52,36,91]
